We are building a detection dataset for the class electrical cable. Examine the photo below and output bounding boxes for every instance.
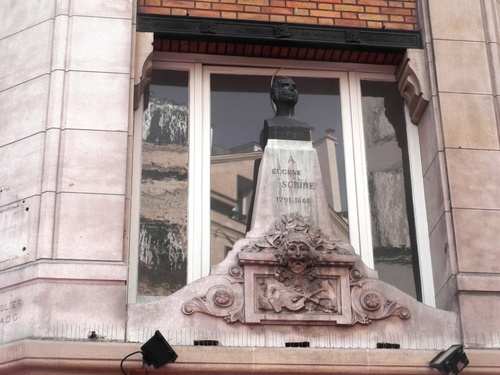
[120,350,143,375]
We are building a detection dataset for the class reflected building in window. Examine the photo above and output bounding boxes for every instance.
[361,81,421,300]
[138,71,189,298]
[210,142,262,266]
[314,129,349,243]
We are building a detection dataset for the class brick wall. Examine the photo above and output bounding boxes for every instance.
[138,0,418,30]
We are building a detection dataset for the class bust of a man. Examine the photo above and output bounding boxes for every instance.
[260,77,311,148]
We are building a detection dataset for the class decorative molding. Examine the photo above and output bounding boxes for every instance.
[345,30,362,43]
[182,268,245,323]
[240,213,351,257]
[200,20,217,34]
[182,282,245,323]
[138,14,422,52]
[133,51,153,111]
[4,340,500,375]
[350,267,411,324]
[273,24,291,38]
[396,49,431,125]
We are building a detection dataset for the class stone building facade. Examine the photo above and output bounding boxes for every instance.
[0,0,499,373]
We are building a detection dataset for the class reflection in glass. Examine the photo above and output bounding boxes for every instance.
[139,70,189,298]
[361,80,421,301]
[210,74,347,268]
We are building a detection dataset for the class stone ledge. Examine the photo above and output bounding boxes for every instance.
[457,273,500,292]
[0,339,499,375]
[0,260,128,290]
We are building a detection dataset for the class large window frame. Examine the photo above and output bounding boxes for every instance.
[129,52,435,306]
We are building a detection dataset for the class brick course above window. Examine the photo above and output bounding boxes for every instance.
[137,0,419,30]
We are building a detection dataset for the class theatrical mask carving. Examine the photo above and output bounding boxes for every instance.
[256,231,339,314]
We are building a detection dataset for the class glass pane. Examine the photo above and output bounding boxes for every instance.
[296,77,348,243]
[139,70,189,299]
[361,80,421,301]
[210,74,347,268]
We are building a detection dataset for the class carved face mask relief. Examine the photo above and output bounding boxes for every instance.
[285,241,310,274]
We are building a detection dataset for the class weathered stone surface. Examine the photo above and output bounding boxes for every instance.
[0,279,126,344]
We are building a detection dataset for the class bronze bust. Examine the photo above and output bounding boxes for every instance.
[260,77,311,148]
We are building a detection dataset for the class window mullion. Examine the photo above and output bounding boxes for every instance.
[348,72,374,268]
[187,63,205,283]
[127,104,147,303]
[200,65,212,278]
[339,73,360,255]
[405,107,436,307]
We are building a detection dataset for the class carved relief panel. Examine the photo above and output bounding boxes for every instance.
[239,214,356,325]
[243,264,352,325]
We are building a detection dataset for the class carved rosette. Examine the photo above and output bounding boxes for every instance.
[273,24,291,38]
[350,267,411,325]
[345,30,361,43]
[181,271,244,323]
[200,20,217,34]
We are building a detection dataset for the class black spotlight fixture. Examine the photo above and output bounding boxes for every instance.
[429,344,469,375]
[141,330,178,368]
[120,330,178,375]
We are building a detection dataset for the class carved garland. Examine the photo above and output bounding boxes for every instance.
[241,213,351,257]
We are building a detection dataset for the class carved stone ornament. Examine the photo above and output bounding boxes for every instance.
[134,58,152,110]
[345,30,362,43]
[182,213,411,326]
[200,20,217,34]
[273,24,291,38]
[350,268,411,324]
[181,266,244,323]
[395,50,430,125]
[240,213,352,257]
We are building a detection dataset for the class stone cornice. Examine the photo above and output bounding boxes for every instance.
[138,15,422,50]
[137,15,422,65]
[1,339,499,375]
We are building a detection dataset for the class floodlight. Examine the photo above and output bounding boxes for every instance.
[429,344,469,375]
[141,330,178,368]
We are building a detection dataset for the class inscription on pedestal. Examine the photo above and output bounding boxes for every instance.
[0,298,22,325]
[272,158,315,205]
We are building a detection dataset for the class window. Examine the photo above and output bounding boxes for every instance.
[209,72,347,268]
[129,54,435,306]
[361,80,422,301]
[136,69,189,299]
